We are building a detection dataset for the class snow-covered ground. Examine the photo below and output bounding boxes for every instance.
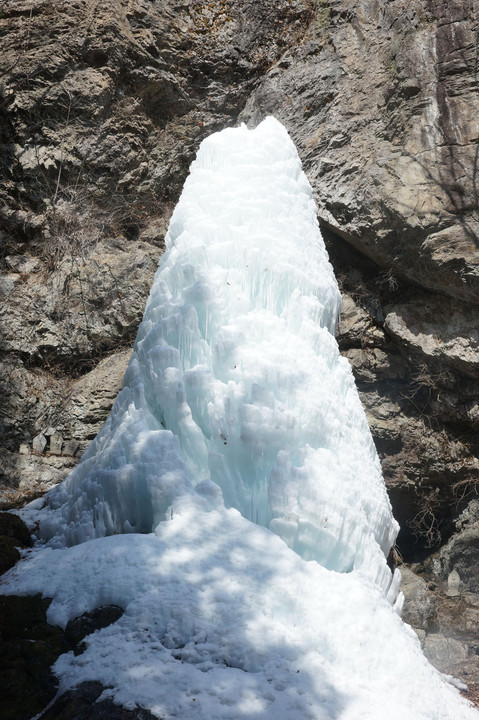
[3,118,477,719]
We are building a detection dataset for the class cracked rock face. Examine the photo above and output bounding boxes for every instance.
[0,0,478,696]
[384,295,479,379]
[241,0,479,303]
[0,0,313,489]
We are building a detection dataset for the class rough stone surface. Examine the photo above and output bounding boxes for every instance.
[0,449,76,509]
[400,562,479,690]
[49,432,63,455]
[331,237,479,562]
[0,0,478,698]
[384,296,479,379]
[400,566,437,633]
[427,500,479,594]
[0,237,159,372]
[0,594,68,720]
[63,439,80,457]
[41,681,158,720]
[399,501,479,688]
[0,592,131,720]
[63,350,132,449]
[0,512,32,547]
[241,0,479,304]
[32,433,47,454]
[65,606,124,651]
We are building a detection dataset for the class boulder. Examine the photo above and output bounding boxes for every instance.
[400,567,437,633]
[63,439,80,457]
[0,595,67,720]
[49,433,63,455]
[0,537,20,575]
[32,433,47,454]
[0,595,128,720]
[65,606,124,652]
[0,513,32,547]
[40,681,157,720]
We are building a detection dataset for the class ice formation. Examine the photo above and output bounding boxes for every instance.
[28,117,396,591]
[3,118,477,720]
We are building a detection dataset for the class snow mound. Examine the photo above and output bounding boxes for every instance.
[5,498,477,719]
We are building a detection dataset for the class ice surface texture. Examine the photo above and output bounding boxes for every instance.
[35,117,396,591]
[4,118,478,719]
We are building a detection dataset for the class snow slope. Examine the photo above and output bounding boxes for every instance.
[3,117,477,719]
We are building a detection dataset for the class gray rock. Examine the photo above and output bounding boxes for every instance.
[337,294,386,350]
[63,440,80,457]
[384,295,479,379]
[65,350,132,448]
[414,628,426,644]
[0,352,130,506]
[0,238,160,365]
[4,255,43,274]
[400,567,437,632]
[426,501,479,594]
[0,450,75,510]
[447,569,462,597]
[423,635,469,673]
[49,433,63,456]
[32,434,47,454]
[241,0,479,304]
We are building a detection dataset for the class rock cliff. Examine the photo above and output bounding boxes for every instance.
[0,0,478,701]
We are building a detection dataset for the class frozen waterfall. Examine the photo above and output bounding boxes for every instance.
[31,117,397,592]
[3,118,477,720]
